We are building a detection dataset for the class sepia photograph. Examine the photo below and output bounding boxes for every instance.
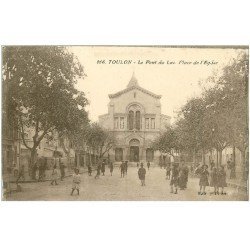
[1,46,249,201]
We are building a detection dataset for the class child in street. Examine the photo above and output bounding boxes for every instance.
[95,162,101,179]
[87,164,92,176]
[120,161,125,178]
[51,164,59,185]
[71,168,81,195]
[166,164,171,180]
[210,167,218,195]
[198,165,209,195]
[109,161,114,176]
[138,162,146,186]
[170,164,179,194]
[101,160,106,176]
[217,166,227,195]
[147,161,150,170]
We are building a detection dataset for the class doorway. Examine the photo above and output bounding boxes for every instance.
[130,146,139,162]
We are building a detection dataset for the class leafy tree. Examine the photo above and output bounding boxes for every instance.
[2,46,89,173]
[207,52,248,175]
[175,51,248,172]
[151,127,181,161]
[85,123,116,164]
[175,97,208,164]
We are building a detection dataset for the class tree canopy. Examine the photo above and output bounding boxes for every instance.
[151,51,248,170]
[2,46,89,167]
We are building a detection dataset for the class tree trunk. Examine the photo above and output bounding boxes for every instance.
[65,152,70,169]
[216,149,219,168]
[193,149,196,167]
[89,150,92,167]
[60,138,71,169]
[218,149,222,168]
[29,148,37,179]
[202,148,205,165]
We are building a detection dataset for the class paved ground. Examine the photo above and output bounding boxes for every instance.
[4,167,248,201]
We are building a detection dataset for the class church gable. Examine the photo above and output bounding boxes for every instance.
[108,73,161,100]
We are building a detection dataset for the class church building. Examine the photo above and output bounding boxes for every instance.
[98,73,171,163]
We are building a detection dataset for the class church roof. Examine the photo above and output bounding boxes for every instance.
[109,73,162,99]
[127,72,139,88]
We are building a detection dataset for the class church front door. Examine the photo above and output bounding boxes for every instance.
[130,146,139,162]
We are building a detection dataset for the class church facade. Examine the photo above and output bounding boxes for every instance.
[99,73,171,163]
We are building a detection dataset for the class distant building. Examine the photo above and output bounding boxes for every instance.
[99,73,171,163]
[19,129,76,170]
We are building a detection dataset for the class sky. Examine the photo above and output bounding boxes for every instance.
[69,46,245,123]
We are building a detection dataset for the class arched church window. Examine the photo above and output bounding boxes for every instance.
[120,117,124,129]
[128,110,134,130]
[135,111,140,130]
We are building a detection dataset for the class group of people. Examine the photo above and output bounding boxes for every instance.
[71,160,149,195]
[168,162,189,194]
[94,160,114,179]
[93,159,149,187]
[50,164,81,196]
[196,164,227,195]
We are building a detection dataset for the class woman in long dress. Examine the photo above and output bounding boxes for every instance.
[210,167,218,195]
[198,165,209,195]
[217,166,227,195]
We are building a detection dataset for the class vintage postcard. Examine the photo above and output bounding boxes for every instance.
[1,46,249,201]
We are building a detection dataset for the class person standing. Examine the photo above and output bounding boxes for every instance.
[217,166,227,195]
[198,165,209,195]
[95,162,101,179]
[71,168,81,195]
[51,164,59,185]
[109,161,114,176]
[178,166,186,190]
[229,160,236,179]
[124,161,128,175]
[210,159,215,171]
[101,160,106,176]
[166,164,171,180]
[183,165,189,189]
[16,165,25,183]
[59,162,65,181]
[170,164,179,194]
[38,157,47,181]
[147,161,150,170]
[120,161,125,178]
[136,162,139,168]
[87,163,92,176]
[178,161,188,190]
[138,162,146,186]
[210,167,218,195]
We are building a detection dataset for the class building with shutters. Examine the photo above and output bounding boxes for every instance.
[98,73,171,163]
